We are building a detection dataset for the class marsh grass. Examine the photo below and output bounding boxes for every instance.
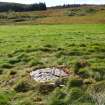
[0,25,105,105]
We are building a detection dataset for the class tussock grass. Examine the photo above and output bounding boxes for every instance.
[0,24,105,105]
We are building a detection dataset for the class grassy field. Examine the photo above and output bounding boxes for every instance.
[0,5,105,24]
[0,24,105,105]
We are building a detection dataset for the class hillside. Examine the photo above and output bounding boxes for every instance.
[0,5,105,24]
[0,2,24,6]
[0,2,46,12]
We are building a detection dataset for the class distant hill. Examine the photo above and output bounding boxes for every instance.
[0,2,26,6]
[0,2,47,12]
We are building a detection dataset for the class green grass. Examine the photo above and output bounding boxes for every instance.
[0,24,105,67]
[0,24,105,105]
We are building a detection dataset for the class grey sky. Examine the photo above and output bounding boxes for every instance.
[0,0,105,7]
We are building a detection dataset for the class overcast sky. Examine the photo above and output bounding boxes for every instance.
[0,0,105,7]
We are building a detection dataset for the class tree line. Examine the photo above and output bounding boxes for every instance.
[0,2,47,12]
[50,4,81,9]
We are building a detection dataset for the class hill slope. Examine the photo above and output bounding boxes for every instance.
[0,5,105,24]
[0,2,46,12]
[0,2,24,6]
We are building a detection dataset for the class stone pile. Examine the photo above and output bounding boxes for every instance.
[30,67,69,82]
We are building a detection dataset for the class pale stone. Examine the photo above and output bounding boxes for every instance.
[30,67,69,82]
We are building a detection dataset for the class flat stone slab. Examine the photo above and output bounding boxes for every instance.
[30,67,69,82]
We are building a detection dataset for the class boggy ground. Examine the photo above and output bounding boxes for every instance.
[0,24,105,105]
